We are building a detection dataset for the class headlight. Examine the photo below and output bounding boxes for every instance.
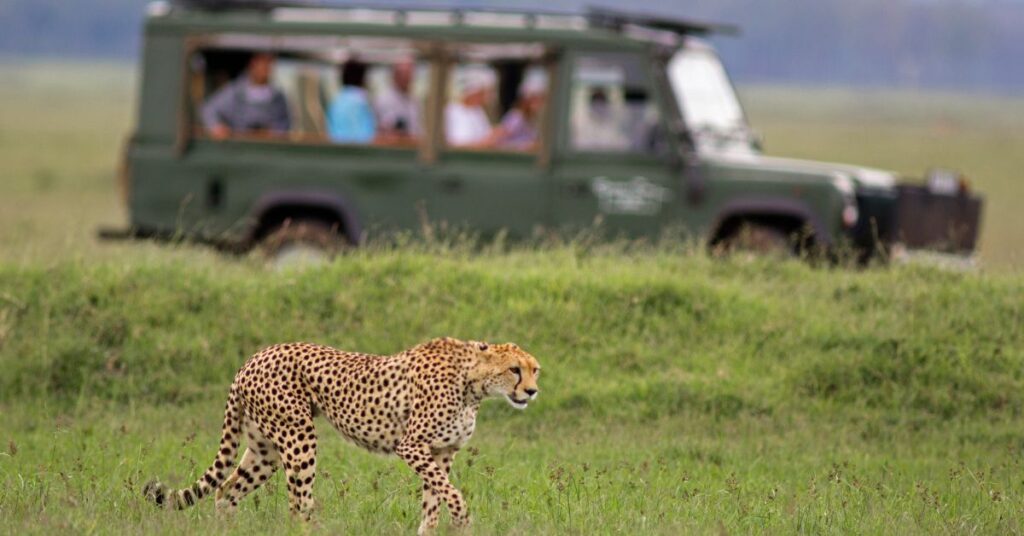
[842,205,859,228]
[832,174,859,228]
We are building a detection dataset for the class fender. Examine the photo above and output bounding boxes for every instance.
[248,191,364,245]
[709,197,832,246]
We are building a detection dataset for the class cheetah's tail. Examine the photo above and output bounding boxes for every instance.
[143,386,244,510]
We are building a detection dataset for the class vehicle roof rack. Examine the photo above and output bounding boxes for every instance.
[586,6,739,36]
[167,1,738,36]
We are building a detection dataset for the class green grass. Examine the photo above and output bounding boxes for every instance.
[0,62,132,264]
[2,62,1024,534]
[2,251,1024,534]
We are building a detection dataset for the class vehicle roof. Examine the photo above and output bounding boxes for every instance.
[147,1,736,50]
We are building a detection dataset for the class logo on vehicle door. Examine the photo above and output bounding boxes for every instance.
[591,176,672,215]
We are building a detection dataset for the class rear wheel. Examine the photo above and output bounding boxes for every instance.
[259,219,348,268]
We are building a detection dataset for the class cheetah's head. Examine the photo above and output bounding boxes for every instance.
[470,341,541,410]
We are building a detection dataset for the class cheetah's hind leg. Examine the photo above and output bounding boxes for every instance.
[215,420,282,514]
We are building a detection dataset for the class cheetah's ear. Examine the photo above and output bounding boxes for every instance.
[463,340,489,352]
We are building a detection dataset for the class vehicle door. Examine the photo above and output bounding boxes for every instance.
[550,50,678,238]
[171,35,432,242]
[421,44,552,239]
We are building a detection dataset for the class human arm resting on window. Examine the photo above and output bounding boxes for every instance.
[200,83,236,140]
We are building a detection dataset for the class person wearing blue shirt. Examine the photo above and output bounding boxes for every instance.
[327,59,377,143]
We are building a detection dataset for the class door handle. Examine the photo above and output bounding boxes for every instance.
[439,176,463,193]
[566,180,590,197]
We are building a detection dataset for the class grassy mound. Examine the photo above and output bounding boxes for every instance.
[2,249,1023,534]
[2,249,1021,418]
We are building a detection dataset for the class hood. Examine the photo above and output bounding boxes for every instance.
[703,151,898,190]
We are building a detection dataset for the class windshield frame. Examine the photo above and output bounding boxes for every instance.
[666,39,756,155]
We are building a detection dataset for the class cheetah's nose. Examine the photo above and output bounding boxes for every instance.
[525,388,538,397]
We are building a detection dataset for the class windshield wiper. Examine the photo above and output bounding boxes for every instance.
[690,123,752,148]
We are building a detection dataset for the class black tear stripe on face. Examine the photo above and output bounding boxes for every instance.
[512,368,522,392]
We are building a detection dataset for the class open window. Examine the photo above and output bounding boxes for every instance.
[440,43,553,155]
[186,34,429,148]
[568,52,664,156]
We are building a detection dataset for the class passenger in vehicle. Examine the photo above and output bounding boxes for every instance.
[623,88,659,152]
[374,58,420,142]
[201,52,291,140]
[481,70,547,150]
[445,69,496,147]
[573,88,630,151]
[327,59,377,143]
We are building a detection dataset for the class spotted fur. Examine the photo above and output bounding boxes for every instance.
[143,337,541,534]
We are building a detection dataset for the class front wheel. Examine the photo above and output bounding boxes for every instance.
[259,219,348,268]
[714,222,795,259]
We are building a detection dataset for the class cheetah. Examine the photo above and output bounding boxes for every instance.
[143,337,541,534]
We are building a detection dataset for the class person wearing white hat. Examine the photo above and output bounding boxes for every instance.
[445,67,496,147]
[486,68,547,150]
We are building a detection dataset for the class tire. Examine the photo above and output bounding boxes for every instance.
[259,219,347,268]
[715,222,795,258]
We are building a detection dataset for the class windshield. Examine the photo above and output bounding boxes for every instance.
[667,46,753,153]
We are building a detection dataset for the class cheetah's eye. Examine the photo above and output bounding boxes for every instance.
[510,366,521,375]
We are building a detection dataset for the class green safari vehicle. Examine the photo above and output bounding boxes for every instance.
[109,0,983,260]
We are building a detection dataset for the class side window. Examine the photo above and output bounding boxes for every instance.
[442,44,549,153]
[569,52,661,155]
[192,50,293,141]
[190,37,427,148]
[365,60,430,145]
[444,62,499,149]
[322,56,429,146]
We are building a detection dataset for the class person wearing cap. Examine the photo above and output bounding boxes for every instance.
[483,68,547,150]
[445,68,496,147]
[201,52,291,140]
[327,58,377,143]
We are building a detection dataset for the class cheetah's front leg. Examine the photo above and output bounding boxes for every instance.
[419,447,459,534]
[396,442,469,535]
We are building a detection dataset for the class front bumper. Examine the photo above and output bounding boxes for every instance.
[891,184,983,253]
[850,185,983,255]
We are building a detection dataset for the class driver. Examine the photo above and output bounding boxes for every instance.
[201,52,291,140]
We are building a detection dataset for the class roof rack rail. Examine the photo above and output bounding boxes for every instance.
[586,6,739,36]
[168,1,738,36]
[172,0,307,10]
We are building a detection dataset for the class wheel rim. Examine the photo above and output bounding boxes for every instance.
[269,241,331,270]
